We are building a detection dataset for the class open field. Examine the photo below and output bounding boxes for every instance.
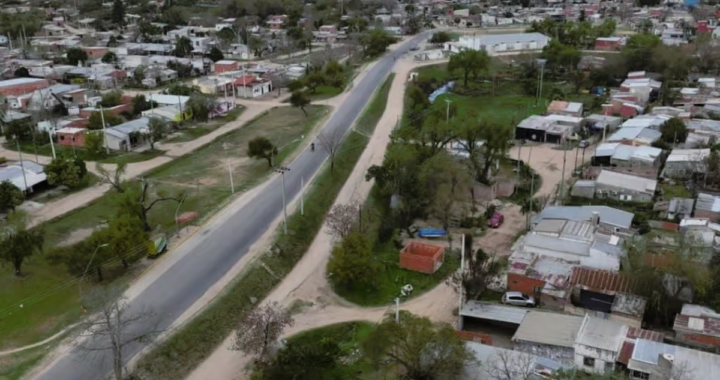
[0,106,326,351]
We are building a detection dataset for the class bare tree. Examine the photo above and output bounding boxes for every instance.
[326,202,360,240]
[483,350,536,380]
[77,286,160,380]
[318,129,344,172]
[451,247,502,301]
[96,162,127,193]
[232,302,294,365]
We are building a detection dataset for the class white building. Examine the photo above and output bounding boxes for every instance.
[445,33,550,56]
[574,315,628,374]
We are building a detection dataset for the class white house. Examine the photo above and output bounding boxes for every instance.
[574,316,628,374]
[445,33,550,56]
[104,118,150,151]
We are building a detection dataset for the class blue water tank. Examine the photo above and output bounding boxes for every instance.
[685,0,699,6]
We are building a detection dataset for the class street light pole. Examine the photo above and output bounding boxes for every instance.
[273,166,291,234]
[535,59,547,106]
[174,193,187,237]
[300,176,304,217]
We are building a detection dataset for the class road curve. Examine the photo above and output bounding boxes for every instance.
[33,33,429,380]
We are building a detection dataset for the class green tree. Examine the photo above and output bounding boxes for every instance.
[131,94,151,116]
[115,178,182,231]
[85,131,105,156]
[419,152,472,231]
[101,90,123,108]
[66,47,88,66]
[208,46,224,62]
[247,137,277,167]
[13,67,30,77]
[429,31,451,44]
[448,49,491,87]
[262,337,342,380]
[111,0,126,27]
[249,35,265,57]
[216,27,236,48]
[87,111,123,130]
[660,117,688,144]
[174,36,193,57]
[0,180,24,212]
[304,71,326,93]
[101,51,118,64]
[0,215,44,276]
[45,155,87,189]
[101,213,149,268]
[363,312,471,380]
[106,35,118,47]
[359,29,396,58]
[146,118,167,150]
[622,34,661,72]
[290,91,310,117]
[167,82,200,96]
[328,232,379,290]
[454,247,503,300]
[4,118,35,142]
[186,93,216,121]
[133,65,146,83]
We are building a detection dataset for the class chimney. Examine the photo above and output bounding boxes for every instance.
[591,211,600,226]
[658,353,674,376]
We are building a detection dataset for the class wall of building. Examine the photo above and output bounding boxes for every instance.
[58,132,86,147]
[507,273,545,297]
[574,344,617,374]
[675,331,720,350]
[514,341,575,365]
[596,184,653,202]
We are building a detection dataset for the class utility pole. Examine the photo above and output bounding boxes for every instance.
[445,98,452,125]
[175,193,187,237]
[560,139,568,202]
[395,297,400,323]
[273,166,291,234]
[535,59,547,106]
[458,234,465,314]
[16,140,29,193]
[79,243,108,298]
[99,105,109,155]
[48,129,56,159]
[228,162,235,194]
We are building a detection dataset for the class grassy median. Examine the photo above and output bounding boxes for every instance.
[135,73,394,380]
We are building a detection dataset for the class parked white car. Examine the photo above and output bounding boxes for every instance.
[501,291,536,307]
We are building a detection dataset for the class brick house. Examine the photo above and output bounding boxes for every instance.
[595,37,623,51]
[0,78,50,97]
[673,304,720,350]
[507,254,576,310]
[399,241,444,274]
[213,60,239,74]
[82,47,108,60]
[56,127,87,147]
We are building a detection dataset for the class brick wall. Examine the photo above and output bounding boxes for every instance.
[58,131,86,147]
[400,254,436,274]
[676,332,720,349]
[0,79,50,97]
[455,330,493,345]
[507,273,545,297]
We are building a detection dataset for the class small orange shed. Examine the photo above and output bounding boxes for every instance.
[399,241,444,274]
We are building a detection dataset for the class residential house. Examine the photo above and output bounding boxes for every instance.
[103,118,150,151]
[0,78,50,97]
[512,311,584,365]
[285,65,306,80]
[626,338,720,380]
[190,37,212,54]
[82,46,108,60]
[673,304,720,350]
[266,15,287,30]
[595,36,624,51]
[234,75,272,98]
[547,100,584,118]
[592,143,662,168]
[146,94,190,109]
[445,33,550,56]
[532,205,635,234]
[213,60,239,74]
[565,266,647,328]
[507,254,576,308]
[515,115,576,144]
[585,114,623,137]
[694,193,720,220]
[662,149,710,179]
[594,170,657,203]
[142,105,191,123]
[463,341,569,380]
[0,161,47,193]
[56,127,87,148]
[574,315,628,374]
[605,126,662,146]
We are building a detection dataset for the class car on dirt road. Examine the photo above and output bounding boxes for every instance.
[578,140,590,148]
[487,212,504,228]
[501,291,536,307]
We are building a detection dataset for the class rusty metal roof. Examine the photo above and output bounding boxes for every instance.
[674,313,720,338]
[568,266,639,294]
[618,327,664,365]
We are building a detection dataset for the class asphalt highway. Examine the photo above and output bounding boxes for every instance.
[34,33,429,380]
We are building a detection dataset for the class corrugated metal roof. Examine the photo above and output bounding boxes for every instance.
[524,234,590,256]
[513,311,584,348]
[460,301,529,324]
[631,340,720,380]
[618,328,664,365]
[464,32,550,45]
[674,313,720,338]
[596,170,657,194]
[534,206,634,229]
[667,148,711,163]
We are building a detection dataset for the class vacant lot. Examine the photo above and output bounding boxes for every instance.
[0,105,327,351]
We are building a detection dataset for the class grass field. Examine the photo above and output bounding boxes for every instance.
[164,107,246,143]
[0,345,50,380]
[355,74,395,136]
[0,106,326,351]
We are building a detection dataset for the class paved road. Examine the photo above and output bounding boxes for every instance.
[34,33,429,380]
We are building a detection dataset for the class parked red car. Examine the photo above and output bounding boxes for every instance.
[487,212,504,228]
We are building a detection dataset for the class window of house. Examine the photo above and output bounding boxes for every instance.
[631,370,649,380]
[59,135,65,140]
[604,361,614,373]
[583,357,595,367]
